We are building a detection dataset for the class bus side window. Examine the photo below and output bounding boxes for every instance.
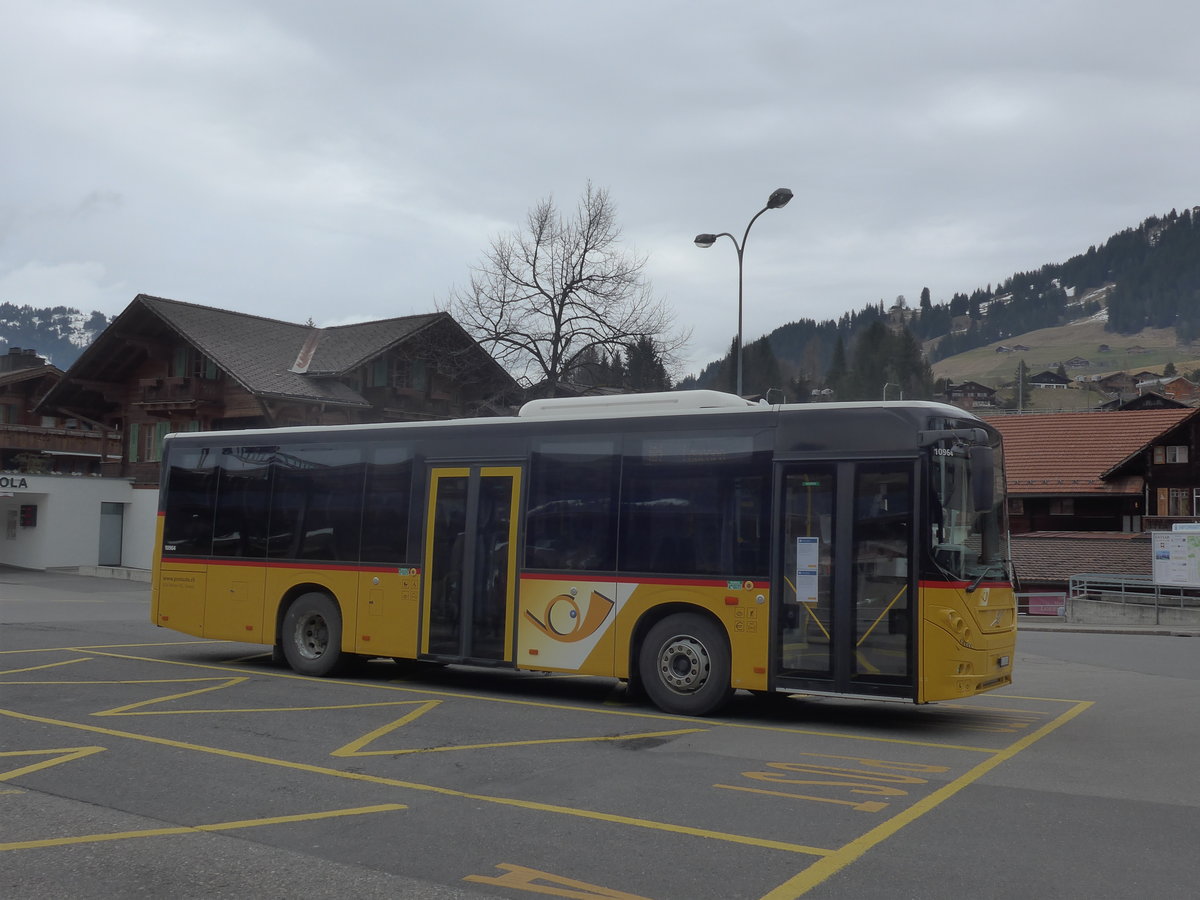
[360,447,413,564]
[162,447,217,557]
[526,441,617,572]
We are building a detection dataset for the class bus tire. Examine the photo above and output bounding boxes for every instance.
[281,592,344,676]
[638,613,733,716]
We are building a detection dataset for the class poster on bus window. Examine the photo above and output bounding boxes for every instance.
[796,536,819,604]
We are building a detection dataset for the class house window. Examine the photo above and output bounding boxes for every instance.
[171,347,219,380]
[1153,445,1189,464]
[392,359,428,391]
[128,422,170,463]
[1008,498,1025,515]
[1049,499,1074,516]
[0,404,10,424]
[1169,488,1191,517]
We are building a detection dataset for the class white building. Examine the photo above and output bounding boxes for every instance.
[0,474,157,571]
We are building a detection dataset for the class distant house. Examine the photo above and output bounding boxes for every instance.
[1063,356,1091,368]
[1029,370,1071,389]
[1136,376,1200,404]
[1097,344,1112,353]
[1012,344,1030,352]
[994,345,1014,353]
[942,381,996,410]
[36,294,520,488]
[985,407,1200,534]
[1119,392,1190,411]
[1097,372,1139,397]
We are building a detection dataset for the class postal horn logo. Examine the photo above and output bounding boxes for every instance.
[524,590,615,643]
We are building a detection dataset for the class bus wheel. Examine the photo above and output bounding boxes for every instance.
[282,592,344,676]
[639,614,733,716]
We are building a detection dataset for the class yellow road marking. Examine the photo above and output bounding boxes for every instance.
[0,804,406,852]
[0,658,92,676]
[0,641,223,655]
[335,713,705,757]
[466,862,653,899]
[0,707,829,857]
[64,648,1015,751]
[0,746,106,781]
[331,700,443,755]
[759,698,1094,898]
[992,693,1090,703]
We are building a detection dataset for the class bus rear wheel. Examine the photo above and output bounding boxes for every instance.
[639,613,733,716]
[282,592,344,676]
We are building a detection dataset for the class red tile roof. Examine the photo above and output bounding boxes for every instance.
[984,409,1200,496]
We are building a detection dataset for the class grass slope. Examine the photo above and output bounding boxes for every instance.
[930,317,1198,385]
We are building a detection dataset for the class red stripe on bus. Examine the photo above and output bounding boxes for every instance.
[160,557,403,574]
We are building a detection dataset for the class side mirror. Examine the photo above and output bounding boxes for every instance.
[970,446,995,511]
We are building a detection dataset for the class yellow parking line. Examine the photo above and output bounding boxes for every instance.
[0,658,92,676]
[0,707,830,857]
[0,641,221,655]
[759,698,1094,898]
[67,649,1021,751]
[0,804,406,852]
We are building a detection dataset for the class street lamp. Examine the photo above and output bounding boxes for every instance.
[694,188,793,397]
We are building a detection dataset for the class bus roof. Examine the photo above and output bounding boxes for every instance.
[162,392,983,444]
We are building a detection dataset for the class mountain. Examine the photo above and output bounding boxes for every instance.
[0,303,112,369]
[680,206,1200,398]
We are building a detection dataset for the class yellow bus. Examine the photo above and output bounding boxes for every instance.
[151,390,1015,716]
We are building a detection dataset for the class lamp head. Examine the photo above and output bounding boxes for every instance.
[693,233,718,248]
[767,188,793,210]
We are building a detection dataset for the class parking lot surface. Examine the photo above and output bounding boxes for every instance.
[3,569,1198,899]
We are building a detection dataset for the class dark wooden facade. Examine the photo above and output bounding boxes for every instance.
[36,295,519,485]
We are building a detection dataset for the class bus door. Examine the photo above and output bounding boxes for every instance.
[775,461,916,698]
[421,465,521,663]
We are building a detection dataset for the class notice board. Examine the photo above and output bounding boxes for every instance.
[1151,531,1200,587]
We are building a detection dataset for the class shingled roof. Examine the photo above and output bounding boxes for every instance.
[39,294,512,416]
[137,295,446,406]
[985,409,1200,496]
[1011,531,1151,588]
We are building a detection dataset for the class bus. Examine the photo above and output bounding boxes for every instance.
[151,390,1015,716]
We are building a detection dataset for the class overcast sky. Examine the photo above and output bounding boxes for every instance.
[3,1,1198,376]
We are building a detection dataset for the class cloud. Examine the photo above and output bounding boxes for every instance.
[2,0,1198,377]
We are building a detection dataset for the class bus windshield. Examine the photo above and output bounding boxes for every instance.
[928,439,1008,584]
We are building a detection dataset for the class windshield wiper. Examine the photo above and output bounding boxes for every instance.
[965,560,1009,593]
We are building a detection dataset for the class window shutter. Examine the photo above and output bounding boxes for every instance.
[128,423,141,463]
[153,422,170,461]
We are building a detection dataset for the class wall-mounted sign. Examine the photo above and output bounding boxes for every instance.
[0,476,30,490]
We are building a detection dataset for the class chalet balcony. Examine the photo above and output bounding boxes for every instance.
[134,376,222,415]
[0,423,119,459]
[100,459,161,486]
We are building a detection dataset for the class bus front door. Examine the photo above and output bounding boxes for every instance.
[421,466,521,663]
[776,461,916,699]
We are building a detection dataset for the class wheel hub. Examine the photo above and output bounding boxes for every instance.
[295,613,329,660]
[658,636,710,693]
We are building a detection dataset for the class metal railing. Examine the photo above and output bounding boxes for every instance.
[1067,573,1200,625]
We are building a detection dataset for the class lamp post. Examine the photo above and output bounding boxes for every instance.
[695,187,793,397]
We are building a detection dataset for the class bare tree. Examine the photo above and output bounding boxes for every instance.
[446,182,687,396]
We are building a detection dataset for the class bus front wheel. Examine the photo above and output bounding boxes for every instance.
[282,592,344,676]
[638,613,733,716]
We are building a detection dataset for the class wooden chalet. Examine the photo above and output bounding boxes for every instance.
[35,294,519,485]
[0,348,118,474]
[986,408,1200,534]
